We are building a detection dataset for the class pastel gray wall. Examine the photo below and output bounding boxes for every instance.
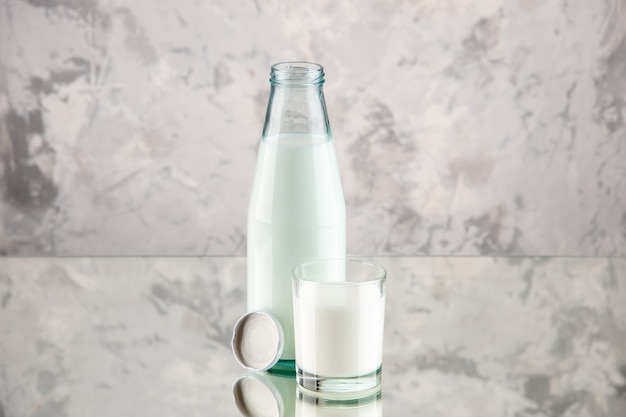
[1,0,625,256]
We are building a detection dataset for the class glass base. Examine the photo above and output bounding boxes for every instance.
[296,365,382,399]
[268,359,296,376]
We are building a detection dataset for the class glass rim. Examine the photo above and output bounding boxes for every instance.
[292,258,387,287]
[270,61,325,86]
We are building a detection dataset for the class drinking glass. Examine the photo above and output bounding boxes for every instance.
[292,259,386,398]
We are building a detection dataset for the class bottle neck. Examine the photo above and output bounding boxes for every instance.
[262,62,331,141]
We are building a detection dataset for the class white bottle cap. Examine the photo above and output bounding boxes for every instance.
[231,311,284,371]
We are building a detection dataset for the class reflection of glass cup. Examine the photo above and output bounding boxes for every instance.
[292,260,386,398]
[296,389,383,417]
[232,372,297,417]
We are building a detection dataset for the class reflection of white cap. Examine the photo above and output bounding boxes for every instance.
[232,372,297,417]
[295,390,383,417]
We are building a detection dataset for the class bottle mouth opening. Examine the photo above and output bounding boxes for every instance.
[270,62,325,86]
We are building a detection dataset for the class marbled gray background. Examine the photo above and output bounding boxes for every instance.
[1,0,625,256]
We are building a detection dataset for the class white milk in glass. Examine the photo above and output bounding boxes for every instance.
[247,133,346,361]
[294,283,385,377]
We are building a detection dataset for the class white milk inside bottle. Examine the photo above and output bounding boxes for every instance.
[247,133,346,364]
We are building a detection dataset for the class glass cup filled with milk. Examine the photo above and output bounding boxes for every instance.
[292,260,386,398]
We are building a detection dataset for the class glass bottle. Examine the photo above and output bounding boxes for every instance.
[247,62,346,373]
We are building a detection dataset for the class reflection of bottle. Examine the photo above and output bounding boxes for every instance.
[247,62,346,372]
[233,372,297,417]
[296,390,383,417]
[232,373,383,417]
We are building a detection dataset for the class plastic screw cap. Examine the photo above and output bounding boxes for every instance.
[232,311,284,371]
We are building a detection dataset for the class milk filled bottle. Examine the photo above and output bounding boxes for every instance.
[247,62,346,372]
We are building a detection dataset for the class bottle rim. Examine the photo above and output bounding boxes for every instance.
[270,62,324,86]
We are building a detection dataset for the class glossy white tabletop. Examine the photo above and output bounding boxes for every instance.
[0,257,624,416]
